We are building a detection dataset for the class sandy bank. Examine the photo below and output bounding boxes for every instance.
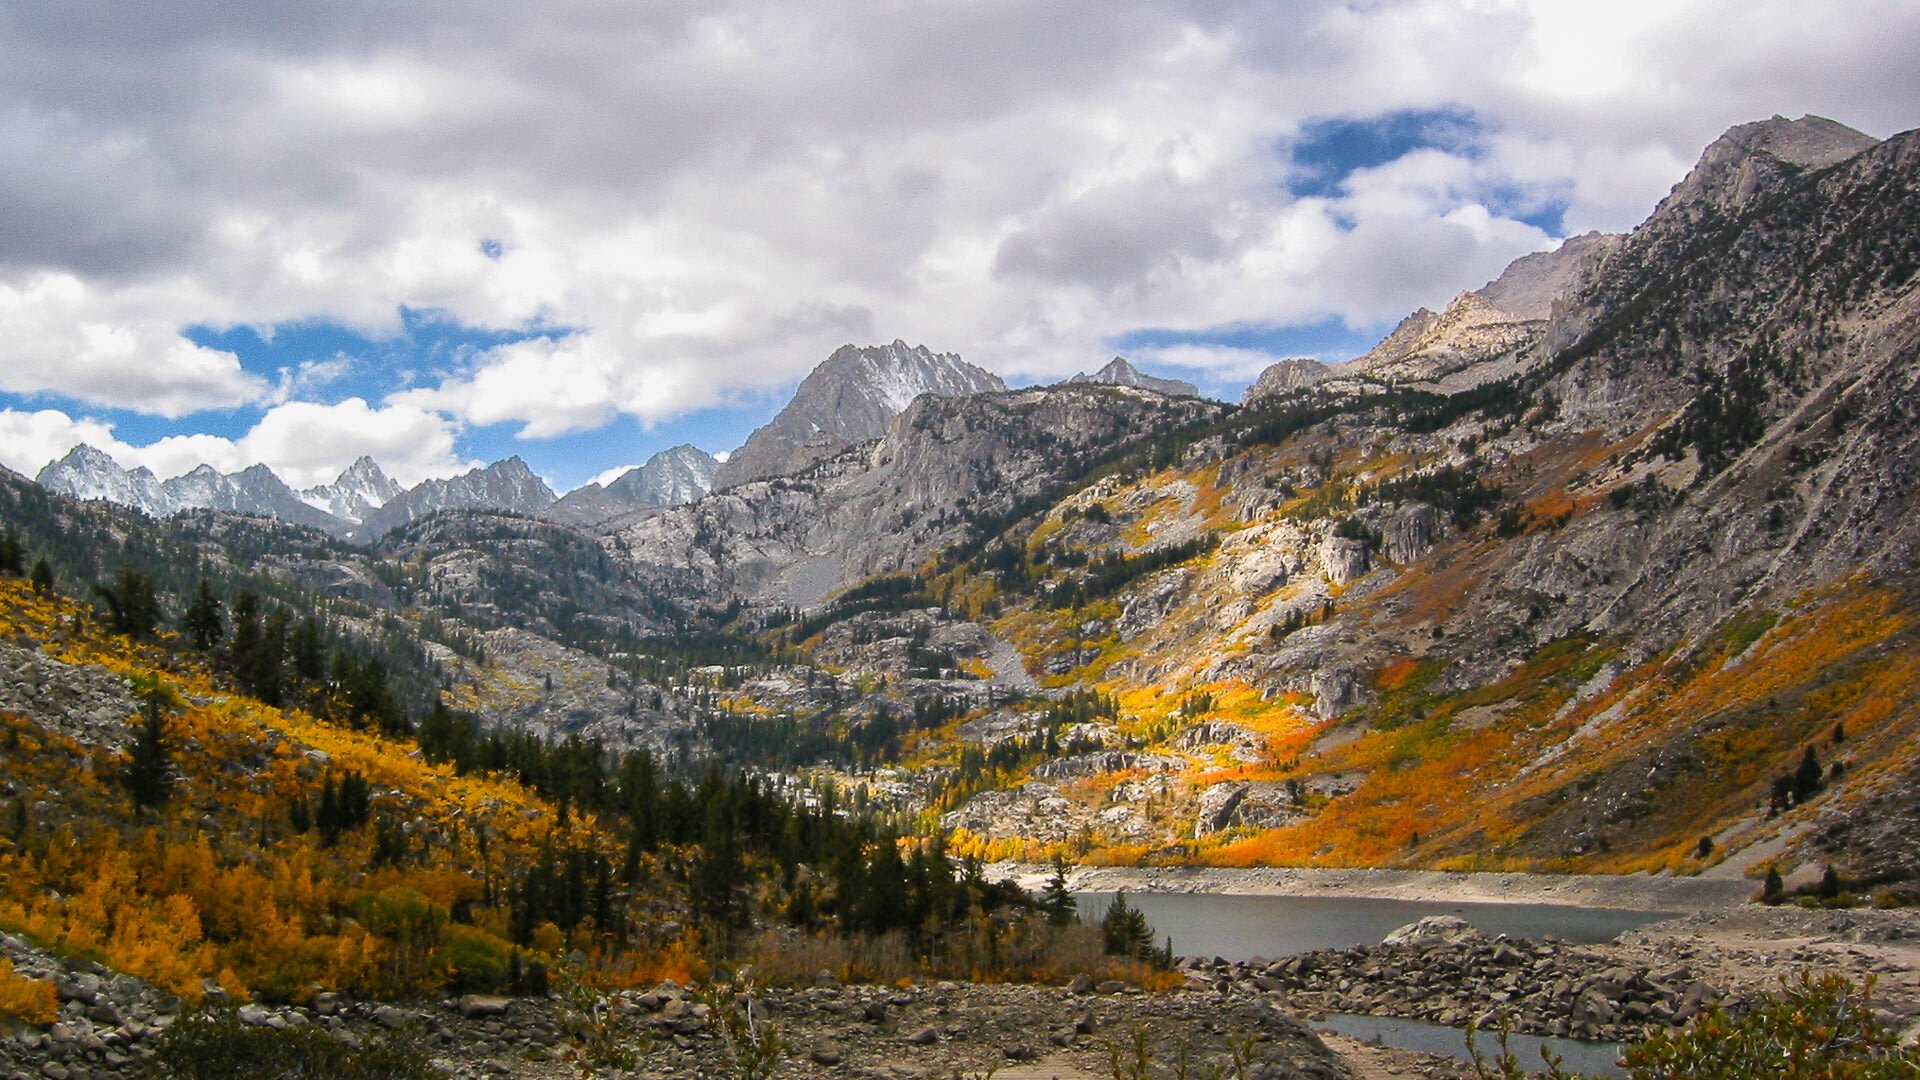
[988,863,1756,912]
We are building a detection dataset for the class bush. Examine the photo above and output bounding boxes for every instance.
[146,1004,435,1079]
[1469,973,1920,1079]
[1622,973,1918,1079]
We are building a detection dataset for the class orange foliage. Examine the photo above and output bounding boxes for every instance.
[0,957,57,1026]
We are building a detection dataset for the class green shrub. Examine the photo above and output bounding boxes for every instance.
[1472,974,1920,1079]
[438,924,513,994]
[147,1005,434,1079]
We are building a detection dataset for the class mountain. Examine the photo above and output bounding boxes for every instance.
[300,456,402,523]
[36,445,167,512]
[37,447,343,532]
[546,444,717,526]
[357,456,556,538]
[713,340,1005,489]
[1066,357,1199,397]
[613,382,1221,605]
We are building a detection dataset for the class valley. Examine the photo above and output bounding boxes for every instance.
[2,113,1919,1076]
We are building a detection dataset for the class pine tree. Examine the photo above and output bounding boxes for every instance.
[28,556,53,595]
[182,579,225,651]
[0,530,22,576]
[1792,745,1824,803]
[124,673,181,808]
[1040,857,1078,927]
[1100,892,1155,959]
[95,566,162,639]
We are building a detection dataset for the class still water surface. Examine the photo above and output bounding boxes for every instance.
[1075,891,1671,959]
[1321,1012,1625,1077]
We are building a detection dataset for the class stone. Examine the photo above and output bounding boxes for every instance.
[458,995,511,1019]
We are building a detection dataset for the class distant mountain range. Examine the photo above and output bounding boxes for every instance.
[27,340,1206,539]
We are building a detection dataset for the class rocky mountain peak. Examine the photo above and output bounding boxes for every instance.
[1242,357,1334,405]
[37,445,164,512]
[1067,357,1200,398]
[714,340,1005,489]
[300,456,403,525]
[546,444,720,527]
[1656,114,1879,223]
[356,457,557,539]
[605,444,717,506]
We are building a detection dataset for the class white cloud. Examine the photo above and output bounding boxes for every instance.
[0,274,265,416]
[0,0,1916,434]
[587,463,642,489]
[0,399,472,490]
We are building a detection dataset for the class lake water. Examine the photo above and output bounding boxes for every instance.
[1321,1012,1625,1077]
[1075,891,1672,959]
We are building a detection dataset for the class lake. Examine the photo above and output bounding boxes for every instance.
[1076,890,1650,1075]
[1075,891,1672,959]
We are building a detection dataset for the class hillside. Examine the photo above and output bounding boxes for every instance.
[676,116,1920,895]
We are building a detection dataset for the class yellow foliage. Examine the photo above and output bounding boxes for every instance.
[0,957,57,1026]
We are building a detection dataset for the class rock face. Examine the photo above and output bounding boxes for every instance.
[616,384,1223,605]
[714,340,1005,488]
[358,457,555,539]
[1067,357,1199,397]
[546,444,718,526]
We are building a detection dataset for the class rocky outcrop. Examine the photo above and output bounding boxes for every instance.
[1185,923,1729,1043]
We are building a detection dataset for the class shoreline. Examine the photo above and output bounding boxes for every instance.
[988,863,1757,912]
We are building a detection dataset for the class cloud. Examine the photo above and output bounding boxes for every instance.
[0,275,266,416]
[0,0,1916,436]
[0,399,472,490]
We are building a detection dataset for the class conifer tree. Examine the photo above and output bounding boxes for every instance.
[28,556,53,595]
[0,529,21,576]
[95,566,161,639]
[1793,745,1824,803]
[125,673,181,808]
[1040,856,1078,927]
[182,578,225,651]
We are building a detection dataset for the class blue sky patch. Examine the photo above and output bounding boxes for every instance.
[1287,106,1487,200]
[1117,316,1389,365]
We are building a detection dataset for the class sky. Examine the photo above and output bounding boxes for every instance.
[2,2,1918,494]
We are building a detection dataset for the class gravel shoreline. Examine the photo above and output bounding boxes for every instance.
[991,863,1756,912]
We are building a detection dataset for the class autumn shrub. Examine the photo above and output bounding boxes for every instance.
[146,1004,434,1079]
[0,957,57,1026]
